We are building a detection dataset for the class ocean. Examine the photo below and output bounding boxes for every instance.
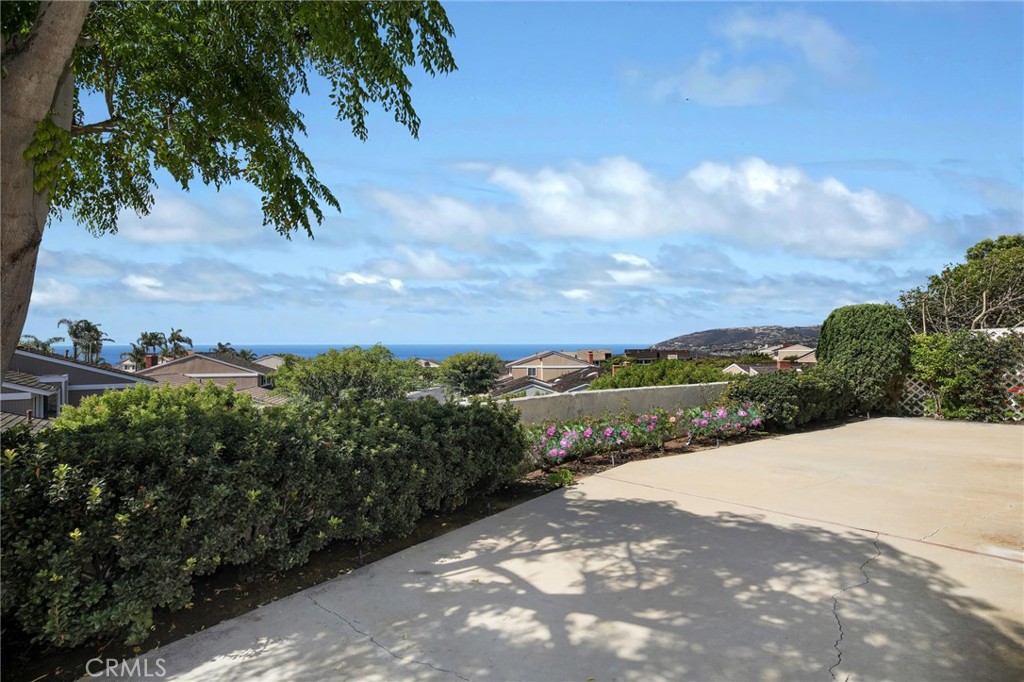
[60,343,643,366]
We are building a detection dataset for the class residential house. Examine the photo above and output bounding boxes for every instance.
[490,366,607,398]
[1,371,58,418]
[504,351,595,382]
[623,348,694,364]
[255,354,288,371]
[0,411,52,436]
[564,349,613,364]
[413,358,442,369]
[137,352,271,390]
[722,364,780,377]
[4,347,157,415]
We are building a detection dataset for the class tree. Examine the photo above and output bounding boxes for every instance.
[273,345,423,402]
[57,317,112,364]
[138,330,166,356]
[1,1,457,372]
[818,303,910,414]
[163,328,192,358]
[19,333,64,353]
[899,235,1024,334]
[437,352,505,397]
[211,341,256,361]
[120,342,149,372]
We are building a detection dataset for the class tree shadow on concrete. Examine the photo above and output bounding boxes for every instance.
[139,491,1024,682]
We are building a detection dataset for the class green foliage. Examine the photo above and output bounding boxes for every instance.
[272,345,422,402]
[818,304,910,414]
[36,1,456,238]
[589,359,727,390]
[900,235,1024,334]
[19,333,65,353]
[437,352,505,397]
[1,384,526,647]
[726,367,855,429]
[910,331,1024,422]
[546,469,574,488]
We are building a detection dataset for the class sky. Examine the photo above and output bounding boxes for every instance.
[25,1,1024,346]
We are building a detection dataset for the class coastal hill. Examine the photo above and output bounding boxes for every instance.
[652,325,821,356]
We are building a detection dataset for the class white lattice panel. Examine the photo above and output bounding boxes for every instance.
[902,366,1024,421]
[900,376,930,417]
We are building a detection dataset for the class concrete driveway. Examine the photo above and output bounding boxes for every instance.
[127,418,1023,681]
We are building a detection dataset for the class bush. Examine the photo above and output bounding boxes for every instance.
[0,384,527,648]
[437,351,505,397]
[818,304,910,414]
[727,366,855,429]
[525,408,683,470]
[589,359,727,390]
[271,344,423,401]
[910,330,1024,421]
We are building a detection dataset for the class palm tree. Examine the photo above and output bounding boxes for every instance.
[138,331,167,356]
[237,348,257,361]
[120,343,149,372]
[211,341,257,361]
[164,328,193,359]
[19,334,65,353]
[58,318,113,364]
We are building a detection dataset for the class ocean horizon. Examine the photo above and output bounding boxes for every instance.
[56,343,644,366]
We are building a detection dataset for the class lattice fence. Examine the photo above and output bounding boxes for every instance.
[901,366,1024,421]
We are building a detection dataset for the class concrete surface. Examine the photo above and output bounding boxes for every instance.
[125,418,1023,681]
[512,382,728,425]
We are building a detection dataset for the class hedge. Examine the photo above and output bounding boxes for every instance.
[0,383,526,648]
[818,303,910,414]
[726,366,855,428]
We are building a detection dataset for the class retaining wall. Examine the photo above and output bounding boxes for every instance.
[510,382,729,425]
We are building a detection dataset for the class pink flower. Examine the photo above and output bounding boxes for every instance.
[604,427,614,439]
[669,416,676,423]
[716,407,728,419]
[646,424,654,432]
[737,410,747,417]
[546,427,556,437]
[620,430,629,438]
[699,419,709,427]
[583,427,593,438]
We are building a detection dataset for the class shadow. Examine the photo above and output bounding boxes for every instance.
[131,493,1023,682]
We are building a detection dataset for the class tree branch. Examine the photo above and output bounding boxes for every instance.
[72,117,120,136]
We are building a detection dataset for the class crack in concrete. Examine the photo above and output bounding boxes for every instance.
[921,525,946,541]
[307,595,471,681]
[828,534,881,681]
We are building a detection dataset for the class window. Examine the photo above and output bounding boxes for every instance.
[527,367,537,377]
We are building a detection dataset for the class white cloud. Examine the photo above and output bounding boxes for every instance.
[120,260,262,303]
[30,277,80,307]
[655,50,794,107]
[332,272,405,292]
[371,191,496,245]
[652,10,862,106]
[476,156,929,258]
[718,10,859,80]
[611,253,653,268]
[561,288,592,301]
[117,193,254,244]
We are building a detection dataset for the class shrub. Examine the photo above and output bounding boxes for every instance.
[910,330,1024,422]
[525,408,682,470]
[589,359,727,390]
[1,384,527,648]
[437,352,505,397]
[684,402,763,441]
[727,366,855,429]
[818,303,910,414]
[271,344,423,401]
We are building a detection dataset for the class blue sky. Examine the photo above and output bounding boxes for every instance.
[26,2,1023,346]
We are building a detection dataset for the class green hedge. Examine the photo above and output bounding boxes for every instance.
[726,366,855,429]
[0,383,526,648]
[910,330,1024,422]
[818,303,910,414]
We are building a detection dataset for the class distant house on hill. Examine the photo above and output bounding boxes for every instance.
[504,350,594,382]
[413,358,442,369]
[137,352,272,390]
[722,364,780,377]
[623,348,694,364]
[3,347,157,416]
[564,349,613,364]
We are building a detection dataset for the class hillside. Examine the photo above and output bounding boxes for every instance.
[652,325,821,356]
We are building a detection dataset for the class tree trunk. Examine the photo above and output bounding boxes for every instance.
[1,1,89,373]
